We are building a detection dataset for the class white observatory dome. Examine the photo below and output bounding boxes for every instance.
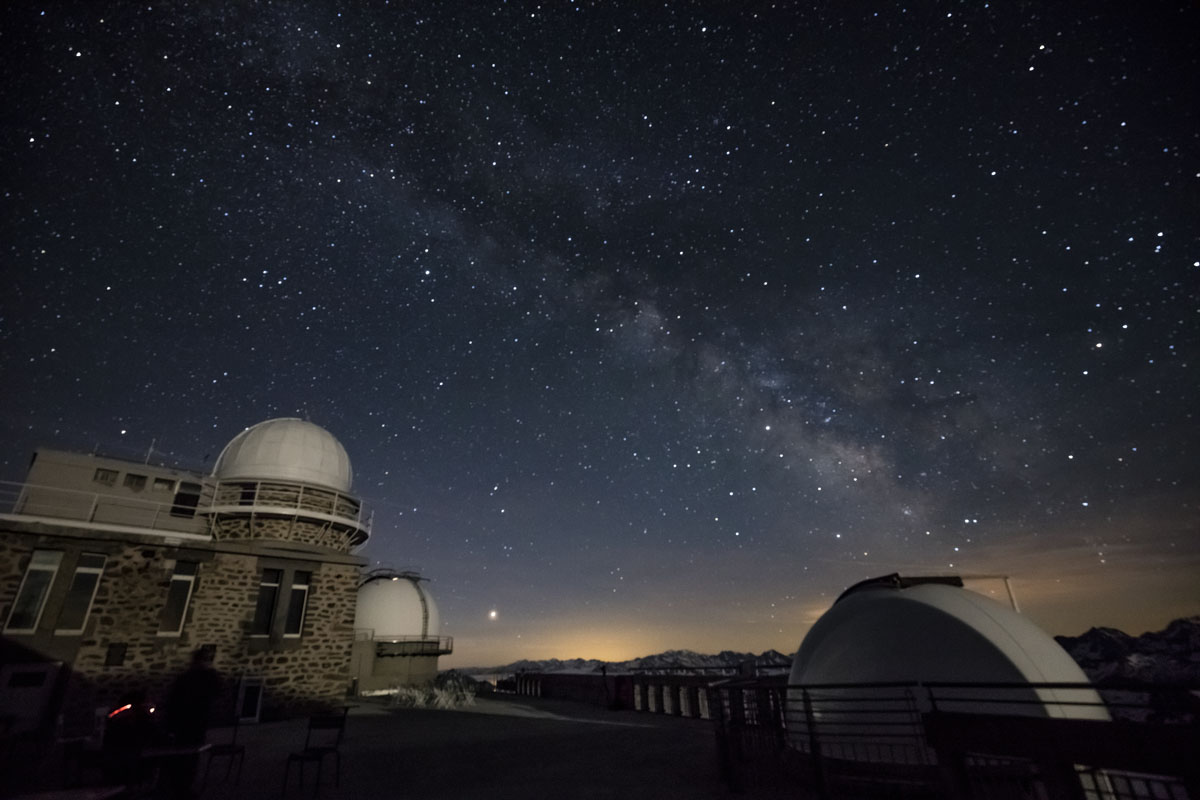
[355,572,440,640]
[214,418,353,493]
[790,575,1106,720]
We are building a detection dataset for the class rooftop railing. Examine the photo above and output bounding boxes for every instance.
[0,478,372,543]
[353,628,453,654]
[372,635,455,655]
[207,479,371,544]
[709,678,1200,799]
[0,480,210,537]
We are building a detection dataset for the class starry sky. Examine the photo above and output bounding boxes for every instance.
[2,2,1196,668]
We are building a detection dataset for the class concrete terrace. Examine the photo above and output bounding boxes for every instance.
[12,695,771,799]
[206,695,750,800]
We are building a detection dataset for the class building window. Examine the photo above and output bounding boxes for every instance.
[250,569,282,636]
[158,561,198,636]
[55,553,107,635]
[170,482,202,518]
[123,473,147,492]
[283,572,311,637]
[105,643,128,667]
[93,468,118,487]
[4,550,63,633]
[153,477,175,492]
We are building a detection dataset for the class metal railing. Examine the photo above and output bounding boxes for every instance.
[0,477,372,543]
[370,635,454,655]
[206,479,371,543]
[710,679,1200,799]
[0,480,210,536]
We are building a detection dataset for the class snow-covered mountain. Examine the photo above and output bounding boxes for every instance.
[1054,616,1200,684]
[460,648,792,676]
[457,618,1199,683]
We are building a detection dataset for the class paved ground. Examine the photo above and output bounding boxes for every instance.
[6,695,761,799]
[203,694,741,800]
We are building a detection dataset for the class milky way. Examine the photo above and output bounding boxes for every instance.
[2,2,1196,665]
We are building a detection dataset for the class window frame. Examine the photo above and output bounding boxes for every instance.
[157,561,198,637]
[250,568,282,637]
[282,571,311,638]
[54,553,107,635]
[170,481,203,518]
[4,550,64,634]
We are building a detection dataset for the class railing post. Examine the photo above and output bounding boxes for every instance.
[802,689,830,800]
[712,687,742,793]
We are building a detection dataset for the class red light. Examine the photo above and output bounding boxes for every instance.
[108,703,132,719]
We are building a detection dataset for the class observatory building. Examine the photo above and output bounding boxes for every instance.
[351,569,453,693]
[790,574,1105,715]
[0,418,449,733]
[785,574,1107,766]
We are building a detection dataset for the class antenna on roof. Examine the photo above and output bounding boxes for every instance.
[144,438,155,464]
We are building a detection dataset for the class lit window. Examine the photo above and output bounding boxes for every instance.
[123,473,147,492]
[55,553,106,635]
[283,572,311,637]
[93,468,118,487]
[158,561,198,636]
[5,551,63,633]
[251,569,282,636]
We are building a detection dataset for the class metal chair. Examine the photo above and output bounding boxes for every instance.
[201,716,245,788]
[281,709,347,796]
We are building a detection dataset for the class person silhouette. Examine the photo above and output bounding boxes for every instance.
[163,648,222,798]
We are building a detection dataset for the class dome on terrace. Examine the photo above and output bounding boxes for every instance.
[213,418,353,493]
[355,571,440,640]
[789,574,1107,720]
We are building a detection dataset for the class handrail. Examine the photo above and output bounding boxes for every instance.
[0,480,209,535]
[0,477,372,539]
[709,678,1199,797]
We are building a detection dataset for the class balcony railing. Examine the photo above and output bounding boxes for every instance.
[0,480,210,537]
[354,630,454,655]
[207,479,370,544]
[710,679,1200,799]
[0,478,372,544]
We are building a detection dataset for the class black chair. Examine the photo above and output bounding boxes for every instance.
[281,709,347,796]
[201,716,245,788]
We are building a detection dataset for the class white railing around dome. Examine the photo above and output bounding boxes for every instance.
[207,479,371,542]
[0,479,211,537]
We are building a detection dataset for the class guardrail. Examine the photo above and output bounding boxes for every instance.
[710,679,1200,799]
[370,635,454,655]
[0,478,372,543]
[0,480,209,536]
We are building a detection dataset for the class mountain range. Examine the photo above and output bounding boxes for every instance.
[1053,616,1200,684]
[457,617,1200,683]
[459,648,792,676]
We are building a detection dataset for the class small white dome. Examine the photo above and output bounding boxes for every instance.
[214,418,353,492]
[355,572,440,640]
[790,576,1106,719]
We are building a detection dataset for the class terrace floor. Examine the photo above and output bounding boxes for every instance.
[9,695,794,799]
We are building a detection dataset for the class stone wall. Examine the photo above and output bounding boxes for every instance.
[1,521,363,730]
[209,516,357,551]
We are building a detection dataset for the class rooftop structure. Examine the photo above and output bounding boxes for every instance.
[351,569,453,693]
[0,419,392,733]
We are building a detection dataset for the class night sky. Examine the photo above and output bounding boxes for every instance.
[2,2,1196,668]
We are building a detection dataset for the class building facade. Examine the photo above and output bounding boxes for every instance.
[0,419,374,732]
